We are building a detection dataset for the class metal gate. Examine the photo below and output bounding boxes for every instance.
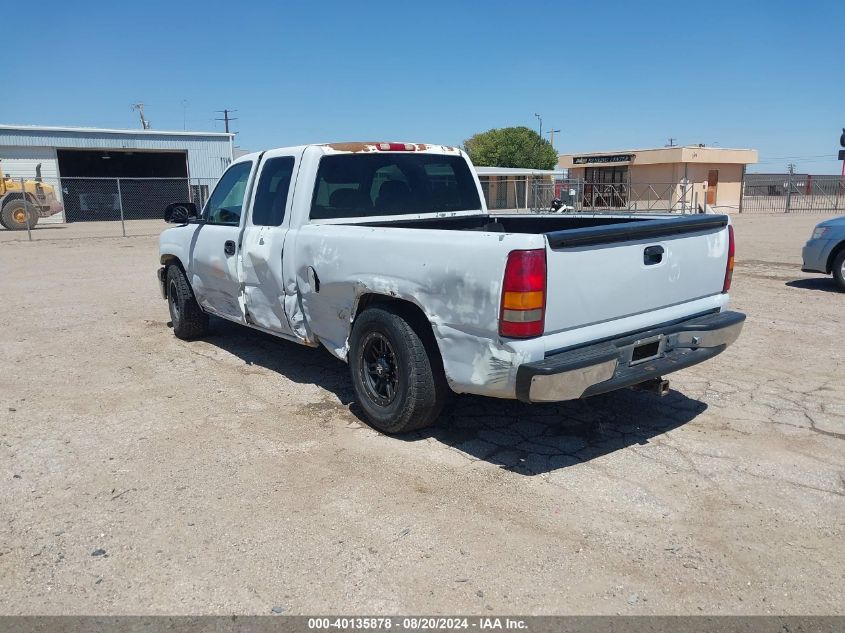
[525,180,698,213]
[741,174,845,213]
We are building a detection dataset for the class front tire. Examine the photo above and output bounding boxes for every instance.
[166,265,209,340]
[349,305,448,434]
[833,249,845,292]
[1,199,39,230]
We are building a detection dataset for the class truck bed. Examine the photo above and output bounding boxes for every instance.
[352,212,731,336]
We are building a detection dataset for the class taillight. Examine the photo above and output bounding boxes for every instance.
[723,224,735,293]
[376,142,416,151]
[500,249,546,338]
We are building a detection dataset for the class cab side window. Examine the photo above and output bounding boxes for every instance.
[204,162,252,225]
[251,157,295,226]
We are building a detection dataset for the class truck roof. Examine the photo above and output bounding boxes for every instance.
[234,142,463,163]
[320,142,461,155]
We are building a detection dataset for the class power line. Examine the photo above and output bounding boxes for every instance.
[758,154,837,161]
[755,158,839,165]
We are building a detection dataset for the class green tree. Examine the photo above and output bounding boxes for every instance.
[463,126,558,170]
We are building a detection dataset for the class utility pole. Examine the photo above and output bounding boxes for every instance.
[215,109,238,134]
[131,103,150,129]
[547,129,561,150]
[533,113,543,170]
[181,100,188,131]
[786,162,796,213]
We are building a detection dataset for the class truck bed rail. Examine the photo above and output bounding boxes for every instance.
[545,215,729,249]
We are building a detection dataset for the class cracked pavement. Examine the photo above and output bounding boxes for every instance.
[0,214,843,614]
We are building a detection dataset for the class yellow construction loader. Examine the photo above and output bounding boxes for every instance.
[0,161,64,230]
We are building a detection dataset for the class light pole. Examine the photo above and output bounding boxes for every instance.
[534,113,543,140]
[547,129,561,150]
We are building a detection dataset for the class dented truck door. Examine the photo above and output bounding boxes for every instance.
[239,148,304,336]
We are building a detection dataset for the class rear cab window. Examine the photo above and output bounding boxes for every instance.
[251,157,295,226]
[310,153,481,220]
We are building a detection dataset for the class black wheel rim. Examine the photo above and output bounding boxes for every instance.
[360,331,399,407]
[168,280,180,324]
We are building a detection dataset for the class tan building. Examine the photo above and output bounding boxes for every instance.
[559,146,758,212]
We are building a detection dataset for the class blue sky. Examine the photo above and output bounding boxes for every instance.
[3,0,843,173]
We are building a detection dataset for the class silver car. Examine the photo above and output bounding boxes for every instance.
[802,216,845,291]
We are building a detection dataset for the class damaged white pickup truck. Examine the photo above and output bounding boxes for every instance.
[158,142,745,433]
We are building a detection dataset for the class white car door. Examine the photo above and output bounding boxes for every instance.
[188,160,256,321]
[239,148,304,336]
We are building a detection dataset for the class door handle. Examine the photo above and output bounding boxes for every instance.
[644,245,664,265]
[224,240,236,256]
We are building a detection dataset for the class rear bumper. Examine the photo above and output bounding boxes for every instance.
[515,310,746,403]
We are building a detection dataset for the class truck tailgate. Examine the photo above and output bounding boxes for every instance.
[542,215,730,334]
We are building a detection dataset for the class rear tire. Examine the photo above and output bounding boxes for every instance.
[1,199,39,230]
[166,265,209,340]
[833,249,845,292]
[349,305,448,434]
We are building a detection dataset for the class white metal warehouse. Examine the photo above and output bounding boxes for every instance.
[0,124,234,223]
[0,124,233,181]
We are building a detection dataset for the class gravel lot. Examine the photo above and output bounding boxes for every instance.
[1,214,843,615]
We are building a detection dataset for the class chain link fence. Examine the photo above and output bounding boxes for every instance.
[741,173,845,213]
[478,177,551,212]
[5,170,843,241]
[0,173,217,240]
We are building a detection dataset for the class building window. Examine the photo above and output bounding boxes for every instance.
[583,166,628,208]
[585,166,628,183]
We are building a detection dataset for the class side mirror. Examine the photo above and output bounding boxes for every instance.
[164,202,198,223]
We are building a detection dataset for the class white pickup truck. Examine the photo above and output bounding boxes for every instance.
[158,142,744,434]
